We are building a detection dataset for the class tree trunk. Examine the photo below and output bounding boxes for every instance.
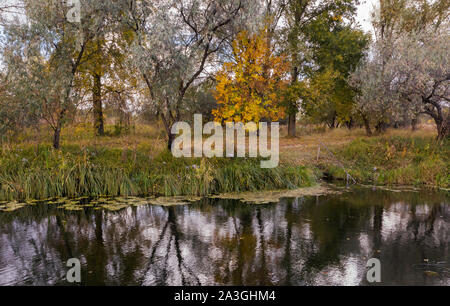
[160,113,175,151]
[167,133,176,151]
[362,115,372,136]
[288,113,296,137]
[287,59,299,138]
[411,116,418,131]
[93,73,104,136]
[375,121,387,134]
[346,117,355,130]
[53,125,61,150]
[328,112,337,129]
[436,117,449,141]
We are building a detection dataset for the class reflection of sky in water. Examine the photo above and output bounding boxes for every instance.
[0,189,448,286]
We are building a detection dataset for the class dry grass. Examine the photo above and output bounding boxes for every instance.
[279,125,438,166]
[4,122,168,158]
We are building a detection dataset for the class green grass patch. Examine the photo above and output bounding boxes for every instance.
[0,145,316,201]
[323,136,449,187]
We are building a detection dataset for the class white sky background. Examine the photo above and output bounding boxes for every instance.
[0,0,24,22]
[357,0,378,34]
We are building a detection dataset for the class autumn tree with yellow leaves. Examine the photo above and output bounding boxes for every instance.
[213,27,290,124]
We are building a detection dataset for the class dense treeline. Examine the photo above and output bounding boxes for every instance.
[0,0,448,150]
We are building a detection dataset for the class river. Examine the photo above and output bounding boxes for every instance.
[0,187,448,286]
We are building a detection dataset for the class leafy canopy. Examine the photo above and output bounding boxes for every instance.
[213,26,290,124]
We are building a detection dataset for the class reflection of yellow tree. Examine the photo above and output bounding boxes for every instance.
[213,27,289,123]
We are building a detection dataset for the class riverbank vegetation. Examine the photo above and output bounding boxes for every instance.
[323,135,449,187]
[0,123,447,202]
[0,137,315,201]
[279,126,449,188]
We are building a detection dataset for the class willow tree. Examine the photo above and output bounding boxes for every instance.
[350,48,400,136]
[394,30,449,140]
[351,0,449,138]
[2,0,112,149]
[0,1,23,24]
[389,0,450,140]
[0,70,34,141]
[120,0,246,149]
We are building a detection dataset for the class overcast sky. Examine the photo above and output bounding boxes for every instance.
[357,0,378,34]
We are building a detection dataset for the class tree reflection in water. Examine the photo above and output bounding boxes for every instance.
[0,188,448,286]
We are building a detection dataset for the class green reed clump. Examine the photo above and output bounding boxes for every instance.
[323,136,449,187]
[0,145,316,201]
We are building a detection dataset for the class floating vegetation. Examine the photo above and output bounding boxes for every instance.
[45,198,70,205]
[94,197,156,211]
[0,195,197,212]
[59,202,84,211]
[210,185,342,204]
[412,261,450,279]
[377,187,403,193]
[95,203,129,211]
[24,199,42,204]
[72,196,90,201]
[424,271,440,277]
[0,185,342,212]
[0,201,27,212]
[359,184,428,193]
[148,196,203,206]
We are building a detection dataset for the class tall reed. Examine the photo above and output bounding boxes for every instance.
[0,146,316,201]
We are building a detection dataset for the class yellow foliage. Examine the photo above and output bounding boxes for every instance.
[213,26,290,124]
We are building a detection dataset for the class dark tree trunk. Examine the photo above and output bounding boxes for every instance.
[53,125,61,150]
[160,112,175,151]
[93,73,104,136]
[167,133,175,151]
[345,117,355,130]
[288,113,296,137]
[421,97,449,141]
[287,62,299,138]
[411,116,418,131]
[375,121,387,134]
[327,112,337,129]
[436,117,449,141]
[362,115,372,136]
[52,110,66,150]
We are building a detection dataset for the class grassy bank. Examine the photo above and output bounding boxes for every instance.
[322,136,449,188]
[1,124,447,202]
[0,145,316,201]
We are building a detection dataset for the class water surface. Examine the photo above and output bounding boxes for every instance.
[0,187,448,286]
